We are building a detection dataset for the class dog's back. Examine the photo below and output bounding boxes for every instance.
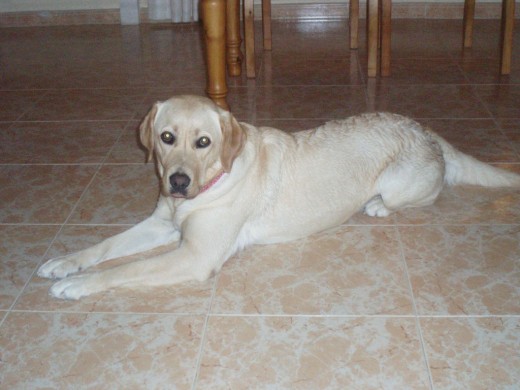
[244,112,520,244]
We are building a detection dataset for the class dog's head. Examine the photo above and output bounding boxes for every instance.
[139,95,246,199]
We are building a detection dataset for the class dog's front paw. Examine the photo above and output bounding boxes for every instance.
[38,256,84,279]
[49,274,100,300]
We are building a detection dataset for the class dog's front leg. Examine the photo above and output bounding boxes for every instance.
[38,198,179,279]
[48,209,244,300]
[49,248,203,300]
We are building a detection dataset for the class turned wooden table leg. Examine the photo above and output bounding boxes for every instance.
[380,0,391,76]
[463,0,476,48]
[367,0,379,77]
[226,0,242,76]
[244,0,256,78]
[201,0,229,110]
[500,0,515,75]
[349,0,359,49]
[262,0,272,50]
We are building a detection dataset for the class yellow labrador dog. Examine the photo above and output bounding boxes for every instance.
[38,95,520,299]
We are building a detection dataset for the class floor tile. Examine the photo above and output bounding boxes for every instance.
[394,182,520,225]
[0,122,12,134]
[258,55,363,86]
[0,312,204,389]
[474,85,520,119]
[0,121,125,164]
[54,60,206,89]
[421,317,520,389]
[16,225,214,314]
[423,119,519,163]
[385,20,455,59]
[20,89,147,121]
[370,85,490,118]
[460,59,520,85]
[255,86,368,119]
[197,316,430,389]
[266,21,352,59]
[400,225,520,315]
[0,225,58,309]
[105,121,147,163]
[67,164,158,225]
[0,165,97,224]
[0,62,46,90]
[369,59,468,85]
[0,91,45,121]
[497,119,520,158]
[213,226,413,315]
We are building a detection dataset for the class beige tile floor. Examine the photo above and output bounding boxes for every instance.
[0,19,519,389]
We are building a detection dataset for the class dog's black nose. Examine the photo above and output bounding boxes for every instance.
[169,173,191,193]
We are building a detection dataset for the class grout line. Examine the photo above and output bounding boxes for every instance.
[0,163,148,167]
[395,226,435,390]
[4,308,519,319]
[11,90,51,122]
[10,119,135,123]
[2,117,135,322]
[1,222,519,228]
[191,272,220,390]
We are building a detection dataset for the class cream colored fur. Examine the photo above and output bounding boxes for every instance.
[38,95,520,299]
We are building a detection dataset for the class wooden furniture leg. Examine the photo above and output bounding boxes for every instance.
[349,0,359,49]
[367,0,379,77]
[262,0,272,50]
[500,0,515,74]
[381,0,392,76]
[463,0,476,48]
[201,0,229,110]
[244,0,256,78]
[226,0,242,76]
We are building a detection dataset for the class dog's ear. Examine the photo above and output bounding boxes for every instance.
[220,112,246,172]
[139,103,159,162]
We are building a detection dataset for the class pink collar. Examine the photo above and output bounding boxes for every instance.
[200,171,225,193]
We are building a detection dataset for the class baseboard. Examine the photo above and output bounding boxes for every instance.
[0,9,121,27]
[1,3,518,28]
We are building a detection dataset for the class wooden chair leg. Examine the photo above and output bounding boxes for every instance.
[500,0,515,74]
[463,0,476,48]
[367,0,379,77]
[226,0,242,76]
[244,0,256,78]
[381,0,391,76]
[201,0,228,110]
[262,0,272,50]
[349,0,359,49]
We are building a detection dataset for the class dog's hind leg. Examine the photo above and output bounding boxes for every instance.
[364,157,444,217]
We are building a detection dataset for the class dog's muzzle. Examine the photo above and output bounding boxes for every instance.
[169,172,191,197]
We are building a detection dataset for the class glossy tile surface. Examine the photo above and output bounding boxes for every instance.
[199,316,430,389]
[0,19,519,389]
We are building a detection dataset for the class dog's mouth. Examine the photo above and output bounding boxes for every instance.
[170,190,188,199]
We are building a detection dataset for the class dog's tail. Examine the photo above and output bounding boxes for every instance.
[429,132,520,188]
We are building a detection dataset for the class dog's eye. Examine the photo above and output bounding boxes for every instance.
[196,136,211,149]
[160,131,175,145]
